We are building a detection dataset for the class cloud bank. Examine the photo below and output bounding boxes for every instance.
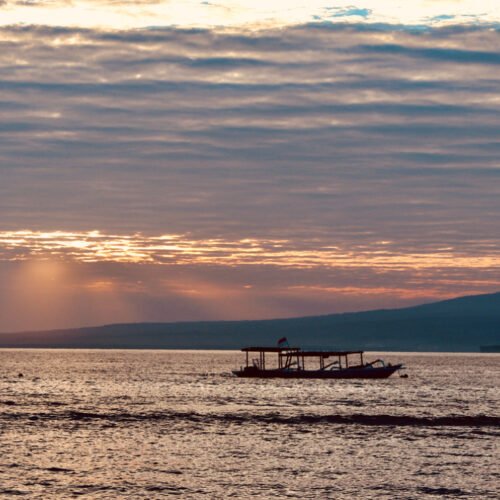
[0,18,498,329]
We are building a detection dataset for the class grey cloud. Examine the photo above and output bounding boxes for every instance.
[0,22,499,263]
[99,55,302,71]
[357,44,500,65]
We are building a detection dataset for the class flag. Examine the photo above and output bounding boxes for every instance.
[277,336,289,347]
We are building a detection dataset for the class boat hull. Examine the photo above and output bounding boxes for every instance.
[232,364,403,379]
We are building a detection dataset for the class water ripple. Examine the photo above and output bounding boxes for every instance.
[2,409,499,428]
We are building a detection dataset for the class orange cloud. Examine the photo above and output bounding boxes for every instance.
[0,230,498,273]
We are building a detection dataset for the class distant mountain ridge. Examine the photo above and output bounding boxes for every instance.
[1,292,499,351]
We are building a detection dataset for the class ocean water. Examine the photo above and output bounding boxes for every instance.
[0,350,498,499]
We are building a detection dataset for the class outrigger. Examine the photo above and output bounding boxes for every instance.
[233,346,403,379]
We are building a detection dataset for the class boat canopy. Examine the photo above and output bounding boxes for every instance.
[296,350,363,357]
[241,346,300,353]
[241,346,363,357]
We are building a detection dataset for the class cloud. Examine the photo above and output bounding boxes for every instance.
[357,43,500,65]
[1,1,499,29]
[1,230,498,270]
[0,231,497,331]
[0,22,498,328]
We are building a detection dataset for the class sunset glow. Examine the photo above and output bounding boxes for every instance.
[1,3,498,500]
[0,230,498,272]
[1,1,499,29]
[0,1,498,331]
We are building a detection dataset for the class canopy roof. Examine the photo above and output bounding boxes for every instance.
[241,346,300,353]
[241,347,363,356]
[296,350,363,357]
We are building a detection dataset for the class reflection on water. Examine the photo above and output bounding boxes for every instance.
[0,350,498,498]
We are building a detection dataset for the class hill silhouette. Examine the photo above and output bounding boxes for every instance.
[1,292,499,351]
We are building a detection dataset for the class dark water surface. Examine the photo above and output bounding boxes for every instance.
[0,350,498,499]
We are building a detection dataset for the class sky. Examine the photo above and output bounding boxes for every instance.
[0,1,499,331]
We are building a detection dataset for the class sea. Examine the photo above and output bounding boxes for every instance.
[0,350,498,499]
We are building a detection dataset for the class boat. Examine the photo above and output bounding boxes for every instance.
[233,346,404,379]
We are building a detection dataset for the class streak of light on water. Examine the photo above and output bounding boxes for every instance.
[0,350,498,498]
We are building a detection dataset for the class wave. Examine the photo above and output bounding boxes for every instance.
[4,410,499,428]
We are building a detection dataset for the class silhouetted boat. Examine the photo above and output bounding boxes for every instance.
[233,346,403,379]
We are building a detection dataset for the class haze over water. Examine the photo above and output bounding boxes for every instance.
[1,350,498,498]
